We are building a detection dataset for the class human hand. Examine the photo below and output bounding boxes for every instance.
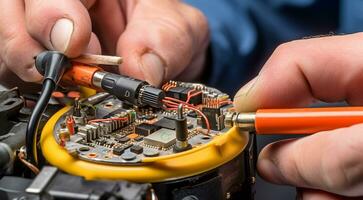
[234,33,363,199]
[0,0,208,86]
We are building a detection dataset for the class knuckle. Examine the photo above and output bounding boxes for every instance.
[156,18,193,57]
[182,5,209,47]
[1,33,21,66]
[319,131,363,194]
[1,35,40,82]
[274,41,296,56]
[189,7,208,32]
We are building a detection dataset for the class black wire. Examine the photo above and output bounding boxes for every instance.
[26,79,55,165]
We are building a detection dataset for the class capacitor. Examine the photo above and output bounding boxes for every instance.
[173,105,192,152]
[73,98,82,117]
[66,115,75,135]
[58,128,70,147]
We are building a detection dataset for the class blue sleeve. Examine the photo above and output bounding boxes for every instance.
[340,0,363,33]
[184,0,258,95]
[184,0,342,95]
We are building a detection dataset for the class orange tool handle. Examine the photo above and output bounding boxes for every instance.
[255,107,363,134]
[62,63,102,89]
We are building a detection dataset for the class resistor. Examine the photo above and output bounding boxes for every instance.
[58,128,70,147]
[66,115,75,135]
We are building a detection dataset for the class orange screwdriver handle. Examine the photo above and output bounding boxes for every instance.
[255,107,363,134]
[62,63,102,89]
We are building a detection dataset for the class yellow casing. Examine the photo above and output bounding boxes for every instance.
[40,107,248,183]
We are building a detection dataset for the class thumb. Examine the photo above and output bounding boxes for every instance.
[258,124,363,197]
[25,0,92,57]
[117,0,208,86]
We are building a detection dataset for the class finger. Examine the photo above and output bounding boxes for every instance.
[0,0,43,82]
[172,4,209,81]
[234,33,363,112]
[0,62,40,93]
[298,188,363,200]
[24,0,92,57]
[80,0,97,9]
[117,0,208,86]
[89,0,125,55]
[258,124,363,196]
[85,32,101,55]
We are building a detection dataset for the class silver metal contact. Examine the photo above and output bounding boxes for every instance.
[235,113,256,131]
[92,71,107,88]
[175,140,189,149]
[224,112,256,131]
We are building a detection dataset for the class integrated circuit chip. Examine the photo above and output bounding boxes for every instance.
[135,123,160,136]
[144,128,176,148]
[154,117,175,130]
[166,87,202,105]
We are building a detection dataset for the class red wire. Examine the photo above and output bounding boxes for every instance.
[219,100,233,105]
[162,97,211,133]
[164,97,194,107]
[186,90,202,104]
[88,117,128,124]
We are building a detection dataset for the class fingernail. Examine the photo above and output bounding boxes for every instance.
[233,76,259,111]
[50,18,74,52]
[258,158,285,184]
[141,53,165,86]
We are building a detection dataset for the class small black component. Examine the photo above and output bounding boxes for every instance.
[175,111,188,141]
[107,142,115,146]
[202,107,225,131]
[134,136,144,141]
[187,111,198,118]
[140,85,165,108]
[166,87,202,105]
[135,123,160,136]
[98,139,106,145]
[154,117,175,130]
[188,123,194,129]
[117,136,130,143]
[174,105,191,153]
[166,87,187,100]
[123,143,132,150]
[72,98,82,117]
[187,89,202,105]
[100,73,165,108]
[101,73,146,106]
[130,145,143,154]
[113,147,124,155]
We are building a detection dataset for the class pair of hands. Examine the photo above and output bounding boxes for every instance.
[0,0,208,86]
[1,0,362,199]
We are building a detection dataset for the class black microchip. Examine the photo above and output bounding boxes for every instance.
[166,87,188,100]
[154,117,175,130]
[166,87,202,105]
[201,107,225,131]
[130,145,143,154]
[134,136,144,141]
[187,111,198,118]
[135,123,160,136]
[113,147,124,156]
[117,136,130,143]
[186,90,202,105]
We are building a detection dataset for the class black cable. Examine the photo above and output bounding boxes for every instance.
[26,79,55,164]
[26,51,71,166]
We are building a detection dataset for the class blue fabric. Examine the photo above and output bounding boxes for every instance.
[184,0,363,95]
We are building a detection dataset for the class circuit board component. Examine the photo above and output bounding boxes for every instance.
[144,128,176,148]
[53,81,233,165]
